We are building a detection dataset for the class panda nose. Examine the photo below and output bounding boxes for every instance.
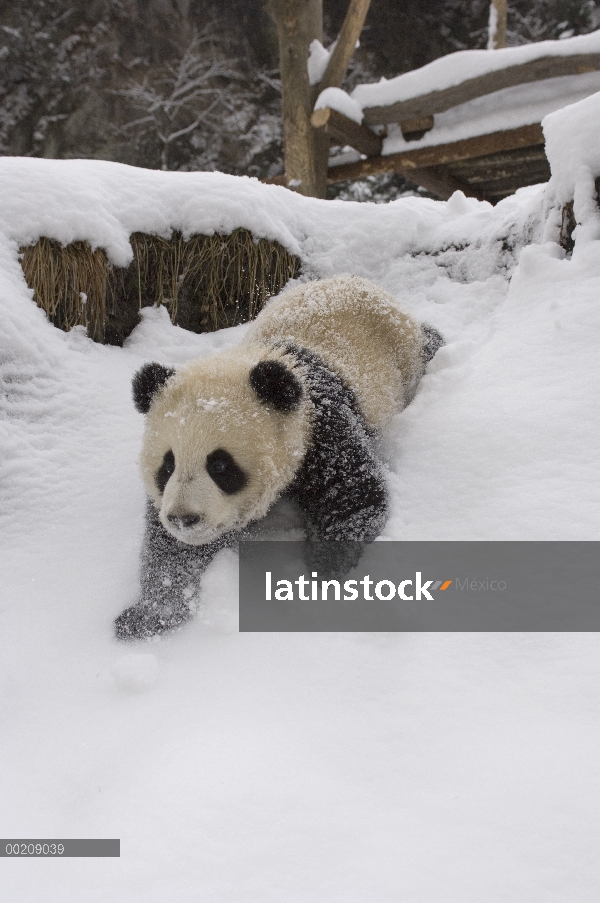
[167,513,201,529]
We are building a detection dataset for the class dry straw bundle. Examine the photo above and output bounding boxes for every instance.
[21,238,109,343]
[21,229,300,344]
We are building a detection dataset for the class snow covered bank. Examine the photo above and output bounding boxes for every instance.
[0,155,540,275]
[1,95,600,901]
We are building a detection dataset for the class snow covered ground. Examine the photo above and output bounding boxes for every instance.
[1,95,600,901]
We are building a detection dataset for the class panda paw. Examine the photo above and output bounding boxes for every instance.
[305,539,366,580]
[114,601,191,640]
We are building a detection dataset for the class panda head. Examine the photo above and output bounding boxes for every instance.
[132,348,310,545]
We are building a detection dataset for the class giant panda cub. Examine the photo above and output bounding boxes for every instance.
[115,275,443,639]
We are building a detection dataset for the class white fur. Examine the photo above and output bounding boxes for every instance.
[140,276,425,543]
[141,345,311,544]
[244,275,424,430]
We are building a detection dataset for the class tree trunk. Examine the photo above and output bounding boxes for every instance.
[267,0,328,198]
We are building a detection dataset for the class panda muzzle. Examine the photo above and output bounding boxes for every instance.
[167,513,202,530]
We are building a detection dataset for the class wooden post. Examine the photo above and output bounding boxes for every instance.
[266,0,329,198]
[487,0,507,50]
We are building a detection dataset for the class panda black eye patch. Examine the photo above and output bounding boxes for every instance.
[156,449,175,494]
[206,449,247,494]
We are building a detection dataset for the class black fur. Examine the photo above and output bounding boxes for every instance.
[115,500,245,639]
[156,449,175,494]
[206,449,247,494]
[421,324,444,365]
[249,359,303,411]
[132,362,175,414]
[285,344,388,542]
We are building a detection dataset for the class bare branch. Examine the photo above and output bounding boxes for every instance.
[488,0,507,50]
[119,115,157,131]
[164,98,222,144]
[110,24,259,172]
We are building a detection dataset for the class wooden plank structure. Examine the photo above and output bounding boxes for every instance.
[302,50,600,202]
[320,123,547,203]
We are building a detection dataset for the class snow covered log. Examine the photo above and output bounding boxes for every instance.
[351,31,600,122]
[359,51,600,126]
[310,106,383,158]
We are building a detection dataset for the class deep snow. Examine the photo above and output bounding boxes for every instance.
[1,95,600,902]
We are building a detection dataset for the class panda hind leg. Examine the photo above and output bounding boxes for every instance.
[421,323,444,365]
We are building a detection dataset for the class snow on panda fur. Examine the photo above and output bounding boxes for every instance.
[115,276,443,639]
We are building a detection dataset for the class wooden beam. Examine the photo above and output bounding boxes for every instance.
[264,164,479,199]
[325,123,544,182]
[264,173,289,187]
[311,107,383,157]
[400,167,484,201]
[316,0,371,95]
[361,53,600,125]
[401,115,434,141]
[449,146,549,185]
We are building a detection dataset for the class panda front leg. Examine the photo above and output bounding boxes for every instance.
[303,467,389,542]
[115,500,237,639]
[291,437,389,578]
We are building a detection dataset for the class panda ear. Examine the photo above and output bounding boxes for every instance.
[249,359,303,412]
[132,362,175,414]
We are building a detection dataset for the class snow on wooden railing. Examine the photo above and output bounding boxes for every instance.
[305,30,600,199]
[355,34,600,123]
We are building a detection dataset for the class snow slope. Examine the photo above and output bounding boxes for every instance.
[1,95,600,901]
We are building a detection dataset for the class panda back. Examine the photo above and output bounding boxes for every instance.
[244,275,425,430]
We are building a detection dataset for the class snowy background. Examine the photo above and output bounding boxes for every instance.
[1,93,600,901]
[4,1,600,200]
